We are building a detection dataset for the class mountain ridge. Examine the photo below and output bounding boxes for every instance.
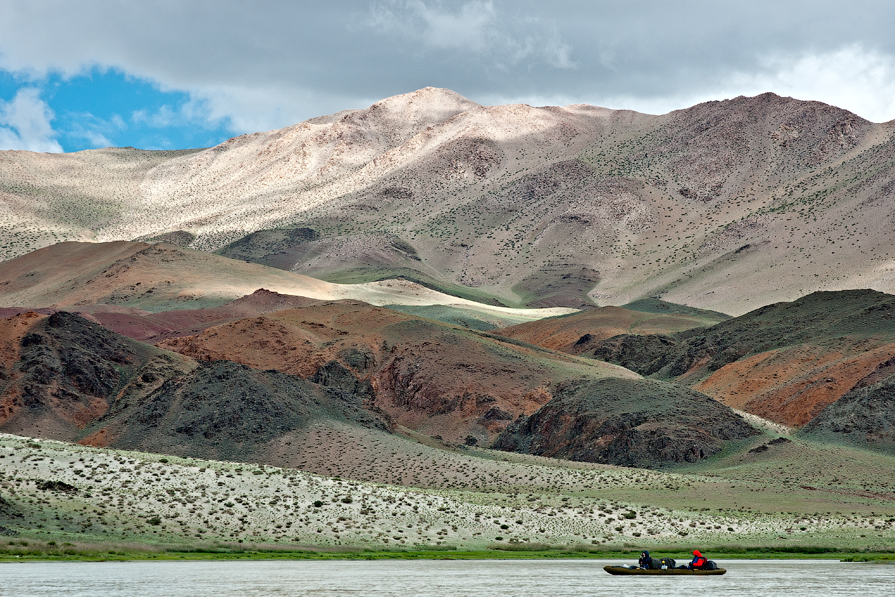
[2,88,895,314]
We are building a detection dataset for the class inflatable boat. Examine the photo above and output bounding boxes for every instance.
[604,565,726,575]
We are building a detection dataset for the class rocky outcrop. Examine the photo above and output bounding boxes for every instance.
[801,377,895,452]
[579,290,895,430]
[89,360,391,462]
[591,334,680,376]
[0,311,190,439]
[493,378,757,467]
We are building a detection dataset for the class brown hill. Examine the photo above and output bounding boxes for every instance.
[1,309,748,469]
[0,311,194,440]
[155,300,643,443]
[82,359,391,463]
[81,289,324,343]
[0,290,322,343]
[582,290,895,428]
[801,376,895,453]
[3,88,895,314]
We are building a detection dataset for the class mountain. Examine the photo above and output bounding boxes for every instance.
[0,306,755,468]
[0,310,392,458]
[81,359,391,463]
[0,311,194,440]
[2,88,895,314]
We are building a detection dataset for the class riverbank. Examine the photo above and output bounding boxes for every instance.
[3,540,895,563]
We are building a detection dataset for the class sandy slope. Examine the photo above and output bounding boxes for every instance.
[3,432,894,551]
[0,240,574,321]
[493,305,720,353]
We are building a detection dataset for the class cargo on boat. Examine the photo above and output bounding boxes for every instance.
[603,565,727,576]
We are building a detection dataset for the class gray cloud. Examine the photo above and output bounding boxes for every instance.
[364,1,575,69]
[1,0,894,136]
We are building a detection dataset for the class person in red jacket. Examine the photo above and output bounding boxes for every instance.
[688,549,707,569]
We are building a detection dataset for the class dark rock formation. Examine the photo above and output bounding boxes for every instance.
[801,377,895,452]
[91,360,391,461]
[493,378,757,467]
[1,311,180,439]
[591,334,679,376]
[591,290,895,382]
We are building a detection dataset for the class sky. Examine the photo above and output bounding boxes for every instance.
[1,0,895,152]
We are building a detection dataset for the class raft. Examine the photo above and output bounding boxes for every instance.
[604,565,726,576]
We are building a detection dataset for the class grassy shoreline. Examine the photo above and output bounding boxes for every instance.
[3,541,895,563]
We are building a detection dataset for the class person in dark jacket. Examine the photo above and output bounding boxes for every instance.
[687,549,707,569]
[638,550,653,569]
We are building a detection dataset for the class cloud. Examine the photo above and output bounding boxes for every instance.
[1,0,895,147]
[0,88,63,152]
[726,45,895,123]
[366,1,575,69]
[62,112,128,149]
[577,45,895,122]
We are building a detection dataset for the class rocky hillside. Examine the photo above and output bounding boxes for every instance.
[2,88,894,313]
[529,290,895,430]
[0,305,754,469]
[801,376,895,453]
[0,311,192,441]
[152,299,641,444]
[493,303,724,353]
[82,359,391,463]
[0,311,391,457]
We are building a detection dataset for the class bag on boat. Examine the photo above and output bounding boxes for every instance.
[648,558,662,570]
[659,557,676,569]
[703,560,718,570]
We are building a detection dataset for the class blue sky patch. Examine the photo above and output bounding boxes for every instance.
[0,69,235,152]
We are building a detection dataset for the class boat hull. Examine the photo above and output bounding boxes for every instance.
[604,565,727,576]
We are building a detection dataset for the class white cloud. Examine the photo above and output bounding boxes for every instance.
[562,46,895,122]
[132,105,180,128]
[0,88,63,152]
[0,1,894,145]
[725,45,895,123]
[181,85,380,135]
[61,111,128,149]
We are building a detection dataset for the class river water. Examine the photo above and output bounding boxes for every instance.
[1,559,892,596]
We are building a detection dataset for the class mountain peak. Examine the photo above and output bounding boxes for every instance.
[350,87,481,129]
